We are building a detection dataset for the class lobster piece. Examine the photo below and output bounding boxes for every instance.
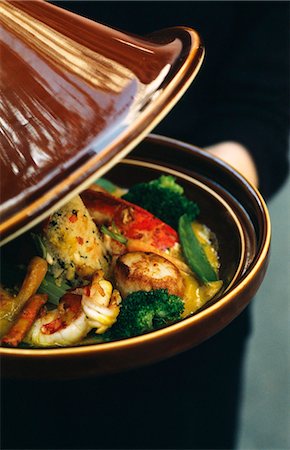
[80,188,178,251]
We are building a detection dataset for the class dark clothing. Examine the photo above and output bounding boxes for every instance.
[2,2,289,450]
[2,310,249,449]
[54,1,290,200]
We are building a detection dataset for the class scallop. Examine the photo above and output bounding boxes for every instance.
[114,252,184,299]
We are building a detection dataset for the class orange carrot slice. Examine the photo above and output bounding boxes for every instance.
[1,294,48,347]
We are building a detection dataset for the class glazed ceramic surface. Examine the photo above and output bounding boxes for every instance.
[1,135,271,380]
[0,0,204,244]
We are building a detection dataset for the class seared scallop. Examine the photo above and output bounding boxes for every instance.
[114,252,184,299]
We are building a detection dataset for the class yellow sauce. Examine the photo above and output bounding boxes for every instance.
[181,273,222,317]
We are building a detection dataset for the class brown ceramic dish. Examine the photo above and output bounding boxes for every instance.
[0,2,270,379]
[0,135,271,380]
[0,0,204,245]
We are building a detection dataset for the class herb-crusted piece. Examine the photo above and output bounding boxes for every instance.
[42,196,109,285]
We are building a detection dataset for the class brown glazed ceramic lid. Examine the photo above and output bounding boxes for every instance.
[0,0,204,245]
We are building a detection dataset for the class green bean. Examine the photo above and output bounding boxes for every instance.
[178,214,218,283]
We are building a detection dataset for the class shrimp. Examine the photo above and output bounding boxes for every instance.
[81,270,121,334]
[26,271,121,347]
[26,293,90,347]
[80,189,178,252]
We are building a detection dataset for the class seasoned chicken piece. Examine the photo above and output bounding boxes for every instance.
[43,195,109,284]
[114,252,184,299]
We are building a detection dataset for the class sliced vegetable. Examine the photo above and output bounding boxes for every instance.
[178,214,218,283]
[1,294,48,347]
[0,257,48,336]
[37,272,74,306]
[95,177,119,194]
[14,257,48,306]
[101,224,128,245]
[31,233,47,259]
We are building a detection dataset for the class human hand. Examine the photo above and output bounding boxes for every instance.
[205,141,259,187]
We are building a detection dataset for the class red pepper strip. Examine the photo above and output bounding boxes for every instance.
[69,214,78,223]
[1,294,48,347]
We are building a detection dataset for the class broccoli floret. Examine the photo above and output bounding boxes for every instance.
[122,175,199,229]
[154,175,184,194]
[109,289,184,339]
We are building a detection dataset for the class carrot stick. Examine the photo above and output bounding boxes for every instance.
[0,257,48,337]
[1,294,48,347]
[16,257,48,309]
